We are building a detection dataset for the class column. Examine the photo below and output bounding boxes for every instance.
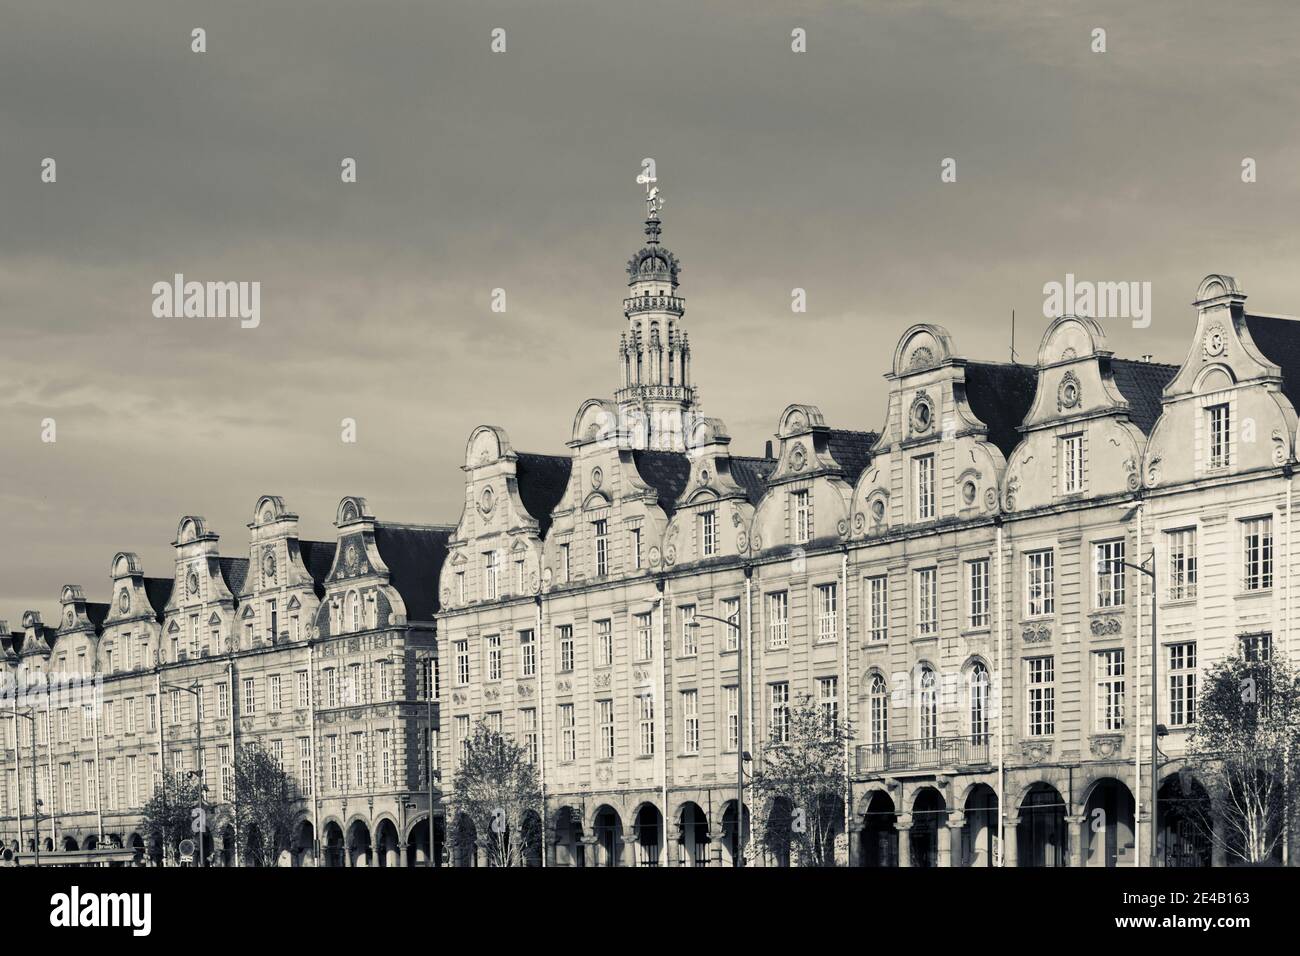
[847,819,864,868]
[1001,815,1018,867]
[1211,811,1228,867]
[622,827,639,867]
[581,835,599,868]
[1067,815,1086,867]
[896,814,913,868]
[946,813,965,868]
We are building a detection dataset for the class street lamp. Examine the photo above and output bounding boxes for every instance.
[4,708,40,867]
[163,682,205,867]
[1116,549,1158,868]
[685,611,749,866]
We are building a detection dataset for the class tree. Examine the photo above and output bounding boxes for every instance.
[234,742,299,867]
[448,721,543,867]
[749,694,852,866]
[1188,652,1300,865]
[140,771,204,865]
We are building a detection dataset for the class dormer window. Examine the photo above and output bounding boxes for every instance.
[792,490,811,544]
[484,550,499,600]
[1060,434,1084,495]
[1207,403,1231,469]
[700,510,717,557]
[593,520,609,577]
[914,454,935,521]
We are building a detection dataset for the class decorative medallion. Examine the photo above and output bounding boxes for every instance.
[1203,324,1226,358]
[1022,622,1052,644]
[1060,346,1078,361]
[836,518,850,538]
[1089,735,1124,759]
[478,486,495,517]
[735,530,749,552]
[1090,616,1122,636]
[341,500,358,523]
[1057,371,1081,411]
[262,547,276,581]
[790,443,807,471]
[261,506,275,524]
[909,390,934,435]
[908,346,934,370]
[870,498,886,523]
[186,569,199,596]
[984,487,999,512]
[66,608,75,625]
[698,467,710,486]
[590,466,603,490]
[962,480,977,506]
[345,543,359,572]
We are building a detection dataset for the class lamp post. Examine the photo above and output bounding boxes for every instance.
[1118,551,1158,868]
[5,709,40,867]
[163,682,204,866]
[686,611,746,866]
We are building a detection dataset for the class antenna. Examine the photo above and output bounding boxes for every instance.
[1010,309,1017,363]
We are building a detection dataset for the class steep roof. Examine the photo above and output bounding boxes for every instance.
[298,540,337,590]
[964,361,1039,458]
[515,453,572,538]
[1109,358,1179,434]
[731,455,777,505]
[143,577,174,619]
[219,557,249,599]
[1245,313,1300,408]
[85,602,110,632]
[373,523,454,623]
[827,430,877,485]
[632,450,692,516]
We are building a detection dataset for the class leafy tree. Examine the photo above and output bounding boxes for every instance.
[140,771,204,865]
[448,721,543,867]
[749,694,852,867]
[1188,652,1300,865]
[234,742,299,867]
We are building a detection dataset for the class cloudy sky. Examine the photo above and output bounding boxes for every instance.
[3,0,1300,618]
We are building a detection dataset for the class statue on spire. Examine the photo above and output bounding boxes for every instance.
[636,157,663,220]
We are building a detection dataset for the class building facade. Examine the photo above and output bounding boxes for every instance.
[3,204,1299,867]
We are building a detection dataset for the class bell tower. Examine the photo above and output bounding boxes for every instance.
[616,172,697,450]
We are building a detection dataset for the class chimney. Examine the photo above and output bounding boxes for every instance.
[764,440,774,459]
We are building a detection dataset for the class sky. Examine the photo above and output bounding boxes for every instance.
[3,0,1300,618]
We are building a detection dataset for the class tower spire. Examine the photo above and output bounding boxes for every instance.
[618,162,696,450]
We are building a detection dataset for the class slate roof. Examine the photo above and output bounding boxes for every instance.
[731,455,777,505]
[1109,358,1179,434]
[515,453,572,538]
[373,523,454,622]
[964,362,1039,458]
[1245,313,1300,408]
[632,450,692,516]
[298,540,337,591]
[143,577,174,620]
[219,557,249,599]
[827,430,878,485]
[85,602,110,632]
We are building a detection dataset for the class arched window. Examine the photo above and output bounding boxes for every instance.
[919,666,938,748]
[347,591,361,634]
[970,662,989,742]
[868,674,889,750]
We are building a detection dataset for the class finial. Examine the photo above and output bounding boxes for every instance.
[636,158,663,242]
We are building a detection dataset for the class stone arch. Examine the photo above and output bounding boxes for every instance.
[631,802,664,867]
[909,786,947,867]
[1081,777,1136,867]
[961,783,998,867]
[590,804,623,867]
[892,324,954,376]
[1017,782,1068,868]
[674,801,711,867]
[552,805,585,867]
[858,789,898,867]
[1157,771,1212,867]
[465,424,511,467]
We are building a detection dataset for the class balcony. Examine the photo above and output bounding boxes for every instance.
[855,734,993,776]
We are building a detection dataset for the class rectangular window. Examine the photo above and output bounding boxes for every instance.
[866,576,889,642]
[679,605,697,656]
[125,697,137,735]
[560,542,571,583]
[1208,403,1230,468]
[347,662,361,704]
[487,711,502,735]
[1026,657,1055,737]
[519,630,536,677]
[521,708,538,765]
[792,490,811,544]
[1026,549,1055,617]
[217,684,229,719]
[104,700,116,737]
[635,612,654,662]
[915,567,938,637]
[1095,539,1126,607]
[267,599,278,641]
[1242,517,1273,591]
[353,732,366,788]
[61,764,72,811]
[271,739,284,768]
[377,660,392,700]
[1167,528,1198,601]
[725,685,739,752]
[559,704,576,762]
[327,737,339,791]
[769,682,790,744]
[83,760,97,811]
[914,454,935,521]
[598,699,615,759]
[270,674,282,712]
[220,746,233,801]
[1095,649,1126,732]
[146,696,157,732]
[557,625,575,673]
[127,756,138,808]
[243,677,256,715]
[455,715,470,766]
[455,640,470,686]
[171,690,182,724]
[631,527,643,570]
[299,737,313,795]
[818,676,839,730]
[637,695,655,757]
[515,559,526,594]
[456,571,465,604]
[767,591,789,648]
[700,510,717,557]
[324,668,337,708]
[1241,632,1272,663]
[595,619,613,667]
[104,758,116,810]
[296,671,309,709]
[815,583,837,642]
[968,558,990,629]
[484,551,498,600]
[720,597,741,651]
[1168,642,1197,727]
[594,519,609,576]
[486,634,502,681]
[1060,434,1084,494]
[682,690,699,754]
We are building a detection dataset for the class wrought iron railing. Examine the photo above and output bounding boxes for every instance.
[855,734,993,775]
